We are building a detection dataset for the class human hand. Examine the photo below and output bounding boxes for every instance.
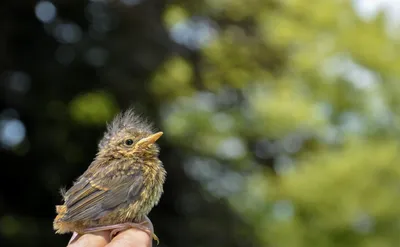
[67,229,152,247]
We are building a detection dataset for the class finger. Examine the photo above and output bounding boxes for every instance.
[106,228,152,247]
[68,231,111,247]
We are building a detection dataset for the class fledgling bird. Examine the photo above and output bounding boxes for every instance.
[53,109,166,244]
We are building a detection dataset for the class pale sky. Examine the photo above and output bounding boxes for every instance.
[353,0,400,26]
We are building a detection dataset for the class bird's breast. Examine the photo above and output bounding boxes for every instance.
[122,160,166,222]
[140,161,166,210]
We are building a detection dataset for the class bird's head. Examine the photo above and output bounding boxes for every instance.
[97,109,163,160]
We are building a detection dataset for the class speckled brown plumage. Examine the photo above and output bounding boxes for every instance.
[53,109,166,243]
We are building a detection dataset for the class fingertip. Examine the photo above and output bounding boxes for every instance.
[68,231,110,247]
[106,228,152,247]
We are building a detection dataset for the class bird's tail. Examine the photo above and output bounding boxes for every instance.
[53,205,71,234]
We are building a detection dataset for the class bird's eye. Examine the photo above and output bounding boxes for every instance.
[125,139,134,146]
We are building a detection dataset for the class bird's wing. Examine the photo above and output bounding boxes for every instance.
[61,161,144,222]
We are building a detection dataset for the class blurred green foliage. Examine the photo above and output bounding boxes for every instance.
[69,91,119,126]
[151,0,400,246]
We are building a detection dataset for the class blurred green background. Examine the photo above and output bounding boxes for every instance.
[1,0,400,246]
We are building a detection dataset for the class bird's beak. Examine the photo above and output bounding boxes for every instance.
[136,132,163,146]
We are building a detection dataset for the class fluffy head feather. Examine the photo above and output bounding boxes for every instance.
[98,108,155,151]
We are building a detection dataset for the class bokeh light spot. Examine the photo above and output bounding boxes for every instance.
[170,18,217,50]
[35,1,57,23]
[0,119,26,148]
[216,137,246,159]
[184,157,221,181]
[274,155,295,175]
[54,23,82,44]
[194,92,216,112]
[272,200,294,221]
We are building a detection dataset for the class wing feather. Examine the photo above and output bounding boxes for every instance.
[61,160,144,222]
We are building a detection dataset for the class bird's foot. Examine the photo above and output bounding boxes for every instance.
[82,217,159,245]
[109,222,159,245]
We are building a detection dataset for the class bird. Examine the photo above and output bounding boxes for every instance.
[53,109,166,244]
